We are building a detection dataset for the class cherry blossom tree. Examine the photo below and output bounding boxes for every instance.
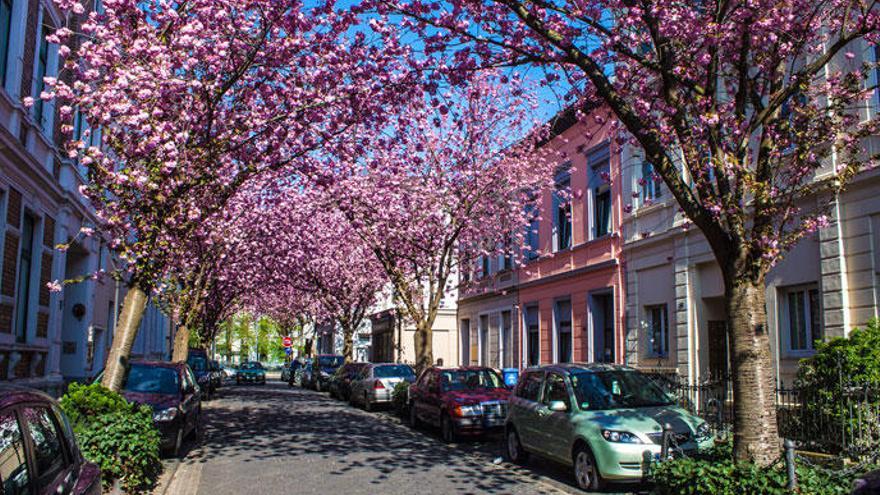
[325,73,558,371]
[365,0,880,462]
[44,0,415,391]
[237,183,388,362]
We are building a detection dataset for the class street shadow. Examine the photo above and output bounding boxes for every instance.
[188,382,648,494]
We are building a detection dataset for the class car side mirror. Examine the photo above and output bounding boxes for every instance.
[548,400,568,412]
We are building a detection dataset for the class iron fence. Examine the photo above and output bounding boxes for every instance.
[645,372,880,458]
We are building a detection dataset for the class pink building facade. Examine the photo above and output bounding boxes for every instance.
[457,106,627,369]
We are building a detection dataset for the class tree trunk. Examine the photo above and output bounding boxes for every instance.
[342,325,354,363]
[172,326,190,362]
[101,286,149,392]
[413,320,433,372]
[726,277,780,465]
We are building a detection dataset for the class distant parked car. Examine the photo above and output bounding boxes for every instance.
[307,355,344,392]
[0,384,102,495]
[187,348,215,397]
[292,359,312,387]
[409,366,510,443]
[328,362,368,401]
[221,365,236,379]
[236,362,267,385]
[349,363,416,411]
[505,364,714,491]
[209,360,223,390]
[117,361,203,458]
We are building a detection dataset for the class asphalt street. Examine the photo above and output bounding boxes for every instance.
[157,379,641,495]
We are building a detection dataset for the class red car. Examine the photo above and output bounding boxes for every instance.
[0,384,102,495]
[408,366,511,443]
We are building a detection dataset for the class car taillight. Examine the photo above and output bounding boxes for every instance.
[374,380,385,390]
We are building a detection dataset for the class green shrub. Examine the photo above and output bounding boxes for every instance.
[649,440,870,495]
[391,381,410,416]
[796,318,880,389]
[60,383,163,493]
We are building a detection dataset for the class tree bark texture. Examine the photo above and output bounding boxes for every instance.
[413,321,433,373]
[342,325,354,363]
[172,325,190,363]
[101,286,149,392]
[726,278,780,465]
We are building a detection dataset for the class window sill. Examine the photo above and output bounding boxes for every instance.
[782,350,816,359]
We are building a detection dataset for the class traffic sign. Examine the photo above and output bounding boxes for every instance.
[282,336,293,348]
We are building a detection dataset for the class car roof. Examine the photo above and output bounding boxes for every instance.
[131,360,184,370]
[431,366,496,372]
[0,384,56,410]
[522,362,635,374]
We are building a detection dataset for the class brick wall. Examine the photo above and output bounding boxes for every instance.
[20,0,39,101]
[38,252,51,306]
[0,303,12,333]
[1,233,18,297]
[6,188,20,228]
[36,311,48,338]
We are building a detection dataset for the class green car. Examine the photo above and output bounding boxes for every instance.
[236,361,266,385]
[505,363,713,490]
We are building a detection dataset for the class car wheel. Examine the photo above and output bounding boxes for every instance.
[573,444,603,491]
[441,415,457,444]
[363,393,372,412]
[409,404,420,428]
[506,427,529,464]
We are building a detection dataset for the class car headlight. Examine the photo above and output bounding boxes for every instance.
[153,407,179,422]
[695,422,712,441]
[452,405,482,417]
[601,430,645,444]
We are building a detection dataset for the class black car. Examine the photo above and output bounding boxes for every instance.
[209,360,223,390]
[186,348,215,398]
[292,359,312,387]
[286,359,306,387]
[328,362,368,401]
[303,355,344,392]
[0,385,102,495]
[118,361,203,457]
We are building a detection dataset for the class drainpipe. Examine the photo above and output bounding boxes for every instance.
[833,192,851,336]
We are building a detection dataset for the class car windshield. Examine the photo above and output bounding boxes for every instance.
[570,370,674,410]
[124,365,179,395]
[187,355,208,371]
[318,356,343,368]
[374,365,414,378]
[241,362,263,370]
[440,369,504,391]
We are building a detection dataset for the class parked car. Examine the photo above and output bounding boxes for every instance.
[285,359,307,387]
[328,362,368,401]
[504,364,714,491]
[236,361,267,385]
[209,360,223,390]
[281,362,292,382]
[301,355,344,392]
[187,348,215,397]
[117,361,203,457]
[292,359,312,387]
[409,366,510,443]
[0,384,102,495]
[221,365,237,379]
[349,363,416,411]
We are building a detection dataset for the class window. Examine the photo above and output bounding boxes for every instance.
[524,203,539,260]
[542,373,570,410]
[588,143,612,238]
[515,370,544,402]
[479,314,489,365]
[0,411,31,495]
[524,304,539,366]
[647,304,669,357]
[22,407,67,491]
[552,165,572,252]
[0,0,12,86]
[460,319,470,365]
[785,288,822,352]
[640,162,662,203]
[33,24,51,130]
[15,214,35,343]
[501,310,513,368]
[481,254,490,278]
[555,299,572,363]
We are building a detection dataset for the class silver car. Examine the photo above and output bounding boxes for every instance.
[349,363,415,411]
